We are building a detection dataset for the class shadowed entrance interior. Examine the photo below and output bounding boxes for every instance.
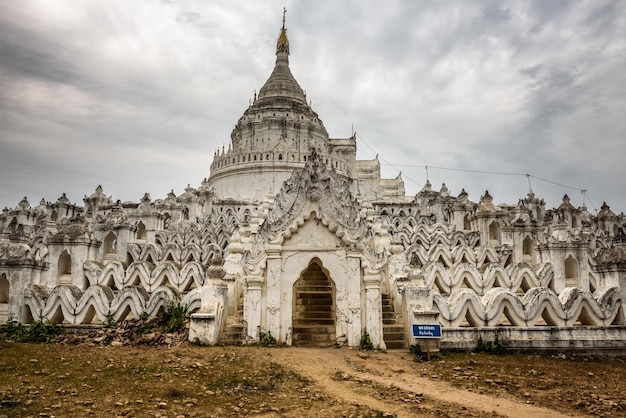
[292,260,335,347]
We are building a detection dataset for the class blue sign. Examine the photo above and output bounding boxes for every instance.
[412,324,442,338]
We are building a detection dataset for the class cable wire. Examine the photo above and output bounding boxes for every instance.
[356,134,594,203]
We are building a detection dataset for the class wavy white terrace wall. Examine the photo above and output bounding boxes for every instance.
[442,326,626,354]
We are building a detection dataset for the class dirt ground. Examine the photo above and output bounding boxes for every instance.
[1,341,625,417]
[264,348,594,418]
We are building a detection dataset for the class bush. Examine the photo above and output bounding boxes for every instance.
[359,332,374,350]
[158,302,189,333]
[259,331,277,346]
[0,318,64,343]
[475,333,505,355]
[409,343,423,356]
[103,311,116,328]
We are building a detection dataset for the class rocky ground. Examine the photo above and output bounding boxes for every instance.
[57,320,188,347]
[1,325,625,417]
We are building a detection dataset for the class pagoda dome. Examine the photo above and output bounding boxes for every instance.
[206,11,350,202]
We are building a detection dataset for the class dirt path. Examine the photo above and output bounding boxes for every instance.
[268,347,577,418]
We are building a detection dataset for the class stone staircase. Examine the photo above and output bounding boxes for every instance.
[382,293,407,349]
[219,294,245,345]
[292,264,336,347]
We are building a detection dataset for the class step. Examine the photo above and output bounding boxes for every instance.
[294,305,334,312]
[222,324,244,331]
[384,341,407,350]
[295,311,335,319]
[383,324,404,332]
[221,332,244,340]
[383,331,406,340]
[296,283,331,289]
[294,311,333,316]
[292,325,335,334]
[295,298,333,306]
[297,290,333,297]
[292,340,336,348]
[294,307,334,314]
[296,278,332,284]
[220,339,243,346]
[296,286,333,292]
[291,333,336,342]
[293,318,334,326]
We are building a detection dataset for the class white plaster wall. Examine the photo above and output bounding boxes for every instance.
[209,167,298,201]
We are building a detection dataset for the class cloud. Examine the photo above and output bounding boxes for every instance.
[0,0,624,214]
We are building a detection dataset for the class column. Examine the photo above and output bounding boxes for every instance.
[364,273,385,350]
[265,248,282,341]
[346,253,362,347]
[244,276,263,340]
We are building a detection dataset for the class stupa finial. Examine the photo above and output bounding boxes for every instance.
[276,7,289,55]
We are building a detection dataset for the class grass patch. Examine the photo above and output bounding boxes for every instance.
[0,342,331,416]
[0,318,64,343]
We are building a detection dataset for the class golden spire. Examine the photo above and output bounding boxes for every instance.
[276,7,289,55]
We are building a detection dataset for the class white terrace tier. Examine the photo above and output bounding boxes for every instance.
[1,164,625,347]
[1,15,626,352]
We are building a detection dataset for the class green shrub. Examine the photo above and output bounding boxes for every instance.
[475,333,505,355]
[359,332,374,350]
[136,321,155,336]
[409,343,423,356]
[103,311,116,328]
[259,331,277,346]
[158,302,189,333]
[0,318,64,343]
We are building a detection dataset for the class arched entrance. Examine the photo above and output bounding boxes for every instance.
[292,259,335,347]
[0,273,9,322]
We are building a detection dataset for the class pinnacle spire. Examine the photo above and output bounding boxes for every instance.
[276,7,289,56]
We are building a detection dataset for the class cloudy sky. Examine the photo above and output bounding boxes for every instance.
[1,0,625,214]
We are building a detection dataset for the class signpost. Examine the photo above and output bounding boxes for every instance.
[412,324,441,338]
[412,324,441,360]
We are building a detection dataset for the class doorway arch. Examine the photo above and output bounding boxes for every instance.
[292,259,335,347]
[0,273,9,322]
